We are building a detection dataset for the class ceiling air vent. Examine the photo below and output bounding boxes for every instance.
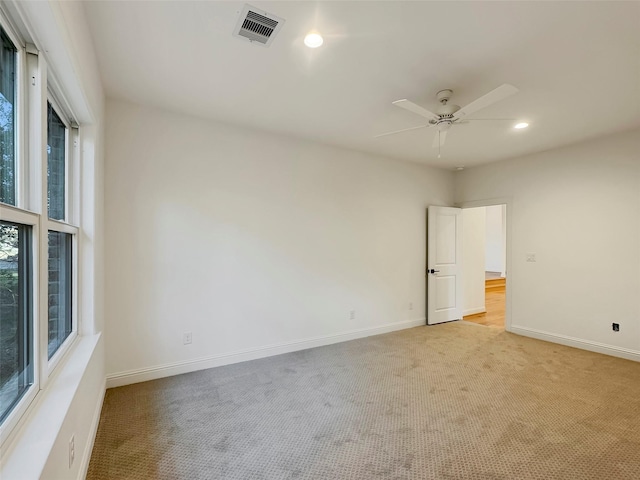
[233,4,285,47]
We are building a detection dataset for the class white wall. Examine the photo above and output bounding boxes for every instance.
[40,337,105,479]
[456,129,640,358]
[485,205,505,274]
[462,207,486,315]
[104,99,454,384]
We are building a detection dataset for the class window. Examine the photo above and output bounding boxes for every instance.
[47,102,66,221]
[46,100,74,360]
[47,230,71,358]
[0,221,33,424]
[0,28,16,206]
[0,17,80,439]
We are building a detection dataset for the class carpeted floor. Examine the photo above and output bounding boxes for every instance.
[87,322,640,479]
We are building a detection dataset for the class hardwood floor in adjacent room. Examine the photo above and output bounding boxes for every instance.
[464,276,505,328]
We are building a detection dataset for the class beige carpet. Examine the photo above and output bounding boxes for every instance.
[87,322,640,479]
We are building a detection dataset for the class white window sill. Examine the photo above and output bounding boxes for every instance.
[0,332,103,479]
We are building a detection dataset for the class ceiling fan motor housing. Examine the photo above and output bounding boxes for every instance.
[438,104,460,116]
[436,89,453,103]
[436,89,461,116]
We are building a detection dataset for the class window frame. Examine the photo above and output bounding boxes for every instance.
[42,98,78,378]
[43,219,78,375]
[0,11,26,210]
[0,8,81,446]
[0,204,40,446]
[45,96,71,222]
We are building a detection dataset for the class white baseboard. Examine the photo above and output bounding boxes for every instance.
[463,307,486,316]
[78,378,106,480]
[107,318,426,388]
[510,325,640,362]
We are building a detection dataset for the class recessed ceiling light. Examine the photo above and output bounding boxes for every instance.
[304,32,323,48]
[514,122,529,129]
[456,166,465,171]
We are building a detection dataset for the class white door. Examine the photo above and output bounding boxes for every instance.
[427,206,463,325]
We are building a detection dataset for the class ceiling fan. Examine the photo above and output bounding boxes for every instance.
[376,84,519,154]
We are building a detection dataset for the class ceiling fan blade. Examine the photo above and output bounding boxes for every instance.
[392,99,438,120]
[462,118,516,121]
[374,123,432,138]
[432,130,447,148]
[453,84,518,119]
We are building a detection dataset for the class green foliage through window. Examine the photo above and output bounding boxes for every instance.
[0,221,33,423]
[0,28,17,206]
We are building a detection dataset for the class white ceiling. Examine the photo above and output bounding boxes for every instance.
[84,1,640,169]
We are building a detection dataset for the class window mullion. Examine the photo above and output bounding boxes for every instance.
[29,51,51,390]
[25,44,40,213]
[69,126,78,226]
[38,217,47,387]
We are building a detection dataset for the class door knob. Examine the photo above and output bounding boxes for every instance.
[428,269,440,275]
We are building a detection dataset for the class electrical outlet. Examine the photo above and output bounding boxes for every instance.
[349,310,356,320]
[183,331,192,345]
[409,302,414,311]
[69,434,75,468]
[612,323,620,332]
[526,253,537,262]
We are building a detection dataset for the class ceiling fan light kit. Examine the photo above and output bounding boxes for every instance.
[379,84,520,155]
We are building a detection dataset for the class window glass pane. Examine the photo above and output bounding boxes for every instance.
[0,221,33,424]
[47,103,66,220]
[47,231,72,358]
[0,28,17,206]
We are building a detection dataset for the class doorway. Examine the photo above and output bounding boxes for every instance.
[461,205,507,329]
